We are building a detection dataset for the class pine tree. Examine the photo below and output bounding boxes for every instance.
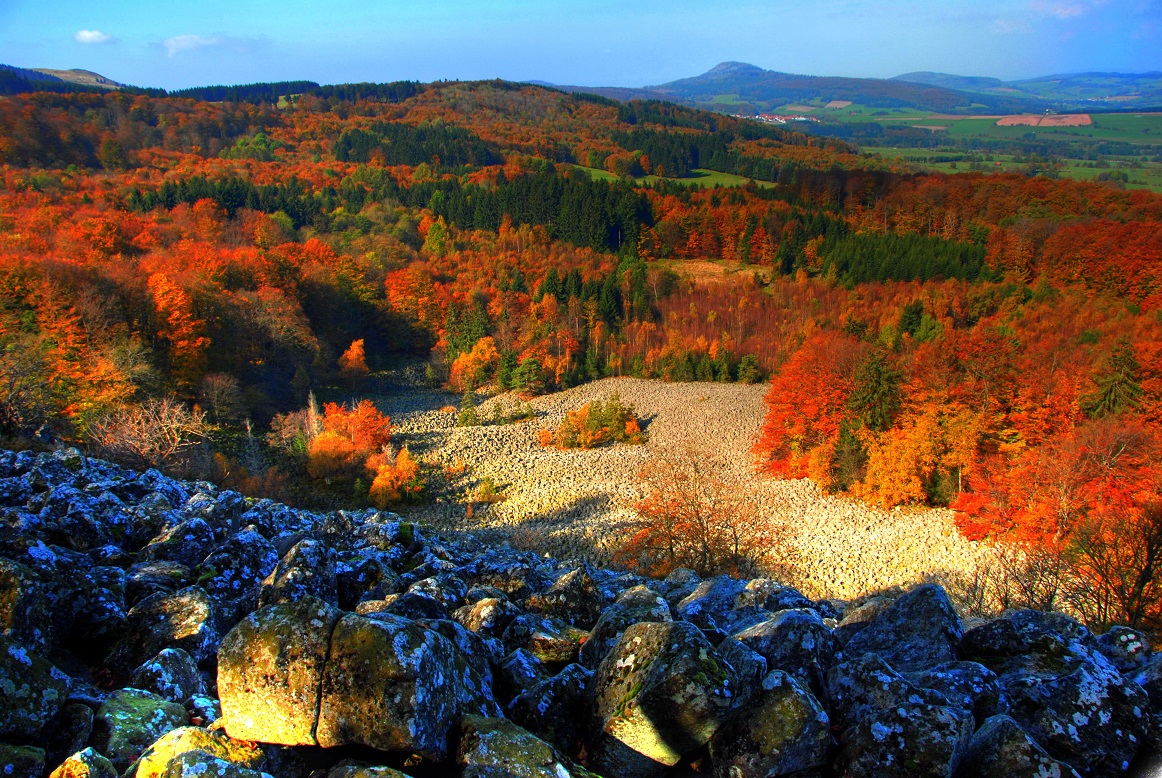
[847,349,902,433]
[1081,337,1143,418]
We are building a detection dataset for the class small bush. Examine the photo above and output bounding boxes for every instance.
[539,395,646,449]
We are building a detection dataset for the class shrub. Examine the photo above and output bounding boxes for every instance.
[538,395,646,449]
[87,397,209,473]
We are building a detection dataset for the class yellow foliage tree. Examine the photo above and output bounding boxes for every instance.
[368,447,423,507]
[854,410,942,508]
[449,336,500,392]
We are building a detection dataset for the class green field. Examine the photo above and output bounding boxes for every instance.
[577,166,775,189]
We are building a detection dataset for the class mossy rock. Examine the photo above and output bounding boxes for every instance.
[47,747,118,778]
[0,635,71,740]
[91,688,189,773]
[326,759,412,777]
[126,726,264,778]
[0,744,46,778]
[159,751,269,778]
[457,715,600,778]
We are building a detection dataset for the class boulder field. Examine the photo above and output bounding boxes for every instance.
[1,448,1159,777]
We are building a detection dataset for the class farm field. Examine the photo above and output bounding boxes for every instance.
[577,165,776,188]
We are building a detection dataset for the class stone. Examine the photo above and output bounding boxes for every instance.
[837,701,974,778]
[1095,626,1152,674]
[825,653,951,732]
[457,715,599,778]
[40,702,94,773]
[126,726,265,778]
[91,688,190,773]
[732,608,838,697]
[525,568,603,628]
[70,565,128,655]
[218,597,342,746]
[0,745,45,778]
[326,761,411,778]
[909,661,1006,727]
[159,752,268,778]
[47,747,118,778]
[578,585,671,669]
[1000,653,1149,775]
[416,618,503,696]
[832,595,892,646]
[675,575,769,636]
[315,612,497,761]
[131,648,206,704]
[376,591,448,621]
[109,587,218,673]
[842,584,962,673]
[406,574,468,611]
[507,663,594,754]
[195,527,278,631]
[502,614,584,663]
[139,519,217,568]
[336,551,402,611]
[960,610,1095,677]
[125,562,191,608]
[452,596,523,638]
[0,557,56,653]
[709,670,833,778]
[0,635,71,740]
[496,648,548,704]
[957,715,1082,778]
[714,638,769,708]
[257,539,338,608]
[588,621,743,772]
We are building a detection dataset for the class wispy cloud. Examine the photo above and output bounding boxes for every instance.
[990,17,1032,34]
[1029,0,1109,19]
[163,34,224,57]
[74,29,114,44]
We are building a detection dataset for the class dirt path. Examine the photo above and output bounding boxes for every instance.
[371,376,985,600]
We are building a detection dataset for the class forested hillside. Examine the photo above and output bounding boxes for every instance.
[1,80,1161,628]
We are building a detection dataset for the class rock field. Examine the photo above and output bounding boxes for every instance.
[379,376,987,599]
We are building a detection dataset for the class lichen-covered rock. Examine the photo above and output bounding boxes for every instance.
[125,562,191,608]
[218,597,341,746]
[71,565,128,654]
[452,596,523,639]
[131,648,205,704]
[1130,654,1162,708]
[843,584,962,673]
[195,527,278,630]
[832,595,892,645]
[315,612,498,760]
[959,610,1095,677]
[675,575,767,636]
[956,715,1082,778]
[496,648,548,704]
[0,557,56,652]
[457,715,599,778]
[158,751,268,778]
[825,653,951,732]
[657,568,701,609]
[407,574,468,611]
[838,701,973,778]
[139,519,216,569]
[525,567,603,628]
[47,747,118,778]
[326,760,411,778]
[40,702,94,772]
[109,587,218,673]
[909,661,1006,728]
[0,635,71,740]
[1095,626,1152,674]
[507,663,593,754]
[708,670,833,778]
[579,585,671,669]
[257,539,337,608]
[126,726,265,778]
[732,608,838,697]
[589,621,743,773]
[91,688,190,772]
[999,653,1148,775]
[714,637,769,708]
[502,614,584,663]
[416,618,503,695]
[336,550,402,610]
[0,744,46,778]
[376,591,448,621]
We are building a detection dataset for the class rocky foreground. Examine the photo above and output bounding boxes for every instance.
[2,448,1160,777]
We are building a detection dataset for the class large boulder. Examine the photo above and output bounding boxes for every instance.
[909,661,1006,728]
[91,688,190,773]
[109,587,218,674]
[676,576,768,636]
[130,648,205,704]
[837,702,974,778]
[158,752,268,778]
[502,614,584,663]
[315,612,498,761]
[457,715,598,778]
[578,585,671,669]
[843,584,962,673]
[195,527,278,630]
[0,635,71,740]
[47,747,118,778]
[708,670,833,778]
[826,653,951,732]
[0,557,56,652]
[139,519,216,568]
[125,726,265,778]
[731,608,838,697]
[452,596,523,639]
[525,568,603,628]
[257,538,338,608]
[960,610,1094,677]
[218,598,342,746]
[588,621,743,774]
[956,714,1082,778]
[507,663,593,754]
[1095,626,1152,674]
[326,761,411,778]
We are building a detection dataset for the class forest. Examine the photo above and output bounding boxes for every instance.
[1,79,1161,627]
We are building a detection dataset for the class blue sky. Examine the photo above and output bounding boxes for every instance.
[1,0,1158,90]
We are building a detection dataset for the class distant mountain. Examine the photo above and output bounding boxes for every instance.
[32,68,123,90]
[893,70,1162,107]
[637,62,1043,115]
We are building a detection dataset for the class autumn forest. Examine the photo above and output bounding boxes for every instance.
[2,80,1161,629]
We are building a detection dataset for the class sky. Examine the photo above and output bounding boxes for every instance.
[0,0,1159,90]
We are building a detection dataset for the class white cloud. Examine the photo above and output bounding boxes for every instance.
[74,29,113,44]
[163,34,225,57]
